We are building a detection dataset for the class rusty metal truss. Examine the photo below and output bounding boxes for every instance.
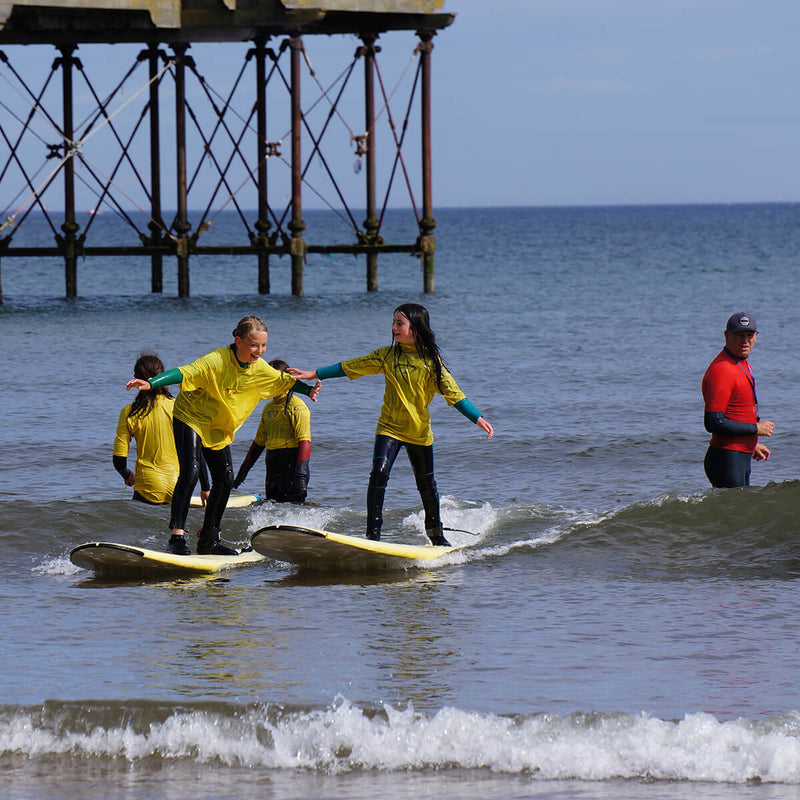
[0,1,454,300]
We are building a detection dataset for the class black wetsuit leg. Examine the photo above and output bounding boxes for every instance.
[405,442,442,535]
[265,447,297,502]
[704,446,752,488]
[201,445,234,534]
[169,418,203,530]
[366,435,403,539]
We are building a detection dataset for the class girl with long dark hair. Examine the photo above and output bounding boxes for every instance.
[289,303,493,546]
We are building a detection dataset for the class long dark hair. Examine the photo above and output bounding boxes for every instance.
[393,302,446,392]
[128,353,172,419]
[269,358,292,410]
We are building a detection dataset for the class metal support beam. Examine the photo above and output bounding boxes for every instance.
[361,34,379,292]
[58,43,79,297]
[288,34,305,297]
[417,30,436,294]
[172,42,191,297]
[146,43,164,293]
[253,38,271,294]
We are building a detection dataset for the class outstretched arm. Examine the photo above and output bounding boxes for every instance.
[126,367,183,392]
[454,398,494,440]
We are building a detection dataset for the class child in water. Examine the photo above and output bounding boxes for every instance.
[125,316,320,556]
[113,353,206,504]
[289,303,493,546]
[233,359,311,503]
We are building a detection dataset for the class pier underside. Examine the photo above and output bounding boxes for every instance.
[0,1,454,299]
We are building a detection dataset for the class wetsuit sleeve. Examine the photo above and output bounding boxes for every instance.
[317,363,346,380]
[112,455,131,481]
[704,411,758,436]
[148,367,183,388]
[291,379,316,397]
[233,441,266,488]
[454,398,483,423]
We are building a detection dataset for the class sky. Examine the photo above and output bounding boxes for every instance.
[1,0,798,210]
[435,0,800,206]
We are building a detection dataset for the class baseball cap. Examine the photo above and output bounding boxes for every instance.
[726,312,757,333]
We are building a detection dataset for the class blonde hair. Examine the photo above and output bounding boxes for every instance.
[232,315,268,339]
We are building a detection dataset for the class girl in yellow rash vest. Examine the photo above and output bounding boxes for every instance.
[233,359,312,504]
[114,353,211,505]
[113,353,187,504]
[125,316,320,556]
[289,303,493,546]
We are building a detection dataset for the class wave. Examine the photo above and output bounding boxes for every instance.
[1,698,799,784]
[12,482,800,581]
[514,481,800,580]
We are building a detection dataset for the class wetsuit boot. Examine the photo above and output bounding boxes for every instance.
[426,525,451,547]
[168,534,191,555]
[196,527,238,556]
[365,482,385,541]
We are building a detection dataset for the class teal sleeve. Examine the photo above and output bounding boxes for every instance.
[148,367,183,388]
[454,398,482,424]
[292,379,315,397]
[317,363,346,380]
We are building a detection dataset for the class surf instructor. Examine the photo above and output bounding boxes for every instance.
[126,315,320,556]
[701,311,774,488]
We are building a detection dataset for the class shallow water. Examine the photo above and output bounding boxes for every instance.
[3,205,800,798]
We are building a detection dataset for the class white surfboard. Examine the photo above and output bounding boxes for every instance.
[190,494,261,508]
[249,524,462,572]
[70,541,265,579]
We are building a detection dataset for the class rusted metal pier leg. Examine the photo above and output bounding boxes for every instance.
[253,38,271,294]
[58,44,80,298]
[172,43,191,297]
[361,34,379,292]
[417,31,436,294]
[147,43,164,293]
[288,35,305,297]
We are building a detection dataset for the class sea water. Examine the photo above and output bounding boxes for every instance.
[2,204,800,799]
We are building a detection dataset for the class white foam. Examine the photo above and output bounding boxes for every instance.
[4,701,800,783]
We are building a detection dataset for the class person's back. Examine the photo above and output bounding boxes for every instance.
[113,353,179,504]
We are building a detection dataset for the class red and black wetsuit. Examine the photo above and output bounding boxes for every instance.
[701,348,759,487]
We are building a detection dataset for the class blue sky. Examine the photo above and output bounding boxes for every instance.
[1,0,797,211]
[433,0,799,206]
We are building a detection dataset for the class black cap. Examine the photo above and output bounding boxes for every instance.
[726,312,757,333]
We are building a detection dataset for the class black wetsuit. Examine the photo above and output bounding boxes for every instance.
[366,434,441,540]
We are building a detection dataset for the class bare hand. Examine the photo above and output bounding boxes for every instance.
[753,443,771,462]
[200,489,210,507]
[309,379,322,403]
[757,419,774,436]
[124,472,136,487]
[126,378,151,392]
[478,417,494,440]
[287,368,317,381]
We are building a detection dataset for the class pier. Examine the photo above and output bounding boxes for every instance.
[0,1,454,301]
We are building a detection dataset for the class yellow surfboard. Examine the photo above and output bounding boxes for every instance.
[70,541,265,579]
[190,493,261,508]
[249,524,460,572]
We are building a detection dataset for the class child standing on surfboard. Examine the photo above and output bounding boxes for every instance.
[125,316,320,556]
[113,352,210,505]
[232,359,312,504]
[288,303,493,546]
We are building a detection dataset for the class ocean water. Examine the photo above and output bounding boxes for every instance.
[3,204,800,799]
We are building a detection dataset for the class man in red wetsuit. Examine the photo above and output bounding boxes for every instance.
[702,312,775,488]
